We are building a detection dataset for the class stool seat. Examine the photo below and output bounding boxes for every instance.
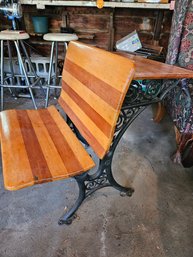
[0,30,29,40]
[43,33,78,42]
[0,31,39,110]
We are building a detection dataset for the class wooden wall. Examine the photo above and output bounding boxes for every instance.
[1,5,173,56]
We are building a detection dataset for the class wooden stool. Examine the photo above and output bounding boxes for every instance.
[43,33,78,107]
[0,30,39,110]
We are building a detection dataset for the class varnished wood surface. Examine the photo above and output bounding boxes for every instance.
[117,52,193,80]
[0,106,95,190]
[59,41,135,159]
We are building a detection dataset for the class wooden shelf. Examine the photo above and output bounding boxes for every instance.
[21,0,171,10]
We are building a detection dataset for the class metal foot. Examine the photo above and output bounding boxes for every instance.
[120,188,134,197]
[106,166,134,196]
[58,175,86,225]
[58,213,77,225]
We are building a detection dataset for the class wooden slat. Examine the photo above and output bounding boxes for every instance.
[0,106,95,190]
[59,93,107,158]
[16,110,53,183]
[0,111,34,190]
[62,69,117,126]
[59,41,135,158]
[64,58,122,109]
[47,107,94,171]
[59,89,109,153]
[26,110,69,176]
[66,41,135,92]
[62,80,112,137]
[37,109,83,173]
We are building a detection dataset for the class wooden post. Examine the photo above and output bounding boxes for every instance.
[109,10,115,51]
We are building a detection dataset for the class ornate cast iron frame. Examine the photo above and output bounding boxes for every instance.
[58,79,181,225]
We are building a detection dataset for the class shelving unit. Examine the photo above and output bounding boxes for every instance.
[21,0,171,10]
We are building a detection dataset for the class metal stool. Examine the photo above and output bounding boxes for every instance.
[43,33,78,107]
[0,30,40,110]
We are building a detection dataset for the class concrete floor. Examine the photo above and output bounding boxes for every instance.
[0,93,193,257]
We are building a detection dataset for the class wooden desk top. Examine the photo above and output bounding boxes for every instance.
[117,52,193,80]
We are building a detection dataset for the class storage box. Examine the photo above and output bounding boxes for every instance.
[28,56,55,78]
[116,30,142,53]
[1,56,56,86]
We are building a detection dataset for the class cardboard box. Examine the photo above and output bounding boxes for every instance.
[116,30,142,53]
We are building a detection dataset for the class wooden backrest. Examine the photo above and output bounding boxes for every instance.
[58,41,135,159]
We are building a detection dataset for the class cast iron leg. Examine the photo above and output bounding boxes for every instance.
[58,175,86,225]
[106,166,134,197]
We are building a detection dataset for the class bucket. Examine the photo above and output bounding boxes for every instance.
[32,16,48,34]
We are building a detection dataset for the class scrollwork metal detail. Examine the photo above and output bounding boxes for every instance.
[124,80,163,106]
[85,171,109,196]
[59,78,181,224]
[112,106,144,147]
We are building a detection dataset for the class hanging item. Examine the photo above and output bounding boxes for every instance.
[0,0,22,29]
[96,0,104,9]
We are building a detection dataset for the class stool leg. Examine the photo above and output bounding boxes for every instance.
[53,42,58,99]
[54,41,58,85]
[20,40,36,88]
[0,40,4,111]
[20,40,44,94]
[20,40,36,76]
[64,42,68,51]
[45,41,55,108]
[14,40,37,109]
[58,175,86,225]
[7,40,16,95]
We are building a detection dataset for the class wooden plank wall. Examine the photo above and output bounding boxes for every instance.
[0,5,172,56]
[114,8,172,47]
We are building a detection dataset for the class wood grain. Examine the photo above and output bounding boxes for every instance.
[59,41,135,159]
[116,52,193,80]
[62,80,112,137]
[64,58,122,109]
[16,110,52,183]
[0,106,95,190]
[62,69,117,125]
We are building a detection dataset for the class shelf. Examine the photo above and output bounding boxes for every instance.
[21,0,171,10]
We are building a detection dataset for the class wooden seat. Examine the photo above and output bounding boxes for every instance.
[0,41,135,224]
[0,106,95,190]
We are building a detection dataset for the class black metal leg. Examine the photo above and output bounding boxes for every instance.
[58,175,86,225]
[58,79,181,225]
[106,166,134,197]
